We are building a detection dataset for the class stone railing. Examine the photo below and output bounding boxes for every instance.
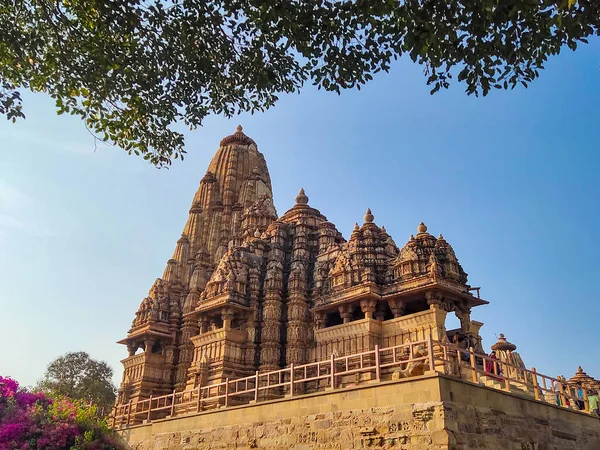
[112,338,596,428]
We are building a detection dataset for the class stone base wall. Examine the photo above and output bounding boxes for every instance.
[439,377,600,450]
[119,374,600,450]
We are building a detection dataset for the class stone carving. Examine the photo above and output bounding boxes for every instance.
[391,345,430,379]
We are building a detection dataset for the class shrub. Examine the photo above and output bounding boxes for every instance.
[0,376,126,450]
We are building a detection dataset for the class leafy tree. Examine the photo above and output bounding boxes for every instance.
[1,0,598,165]
[37,352,116,413]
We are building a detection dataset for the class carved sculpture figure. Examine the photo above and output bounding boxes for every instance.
[391,346,430,380]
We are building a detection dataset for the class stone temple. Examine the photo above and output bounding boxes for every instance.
[116,125,487,401]
[114,127,600,450]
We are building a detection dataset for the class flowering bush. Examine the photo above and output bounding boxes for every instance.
[0,376,126,450]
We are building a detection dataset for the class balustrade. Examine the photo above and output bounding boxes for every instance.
[112,337,596,428]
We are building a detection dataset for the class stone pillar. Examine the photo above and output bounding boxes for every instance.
[425,291,443,310]
[143,339,156,360]
[455,307,472,334]
[176,314,200,390]
[221,308,234,330]
[260,260,284,371]
[360,299,377,319]
[127,343,137,357]
[199,316,209,333]
[286,261,310,366]
[338,304,352,324]
[388,299,406,318]
[314,312,326,329]
[245,265,261,368]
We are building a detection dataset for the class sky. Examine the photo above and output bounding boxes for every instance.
[0,40,599,389]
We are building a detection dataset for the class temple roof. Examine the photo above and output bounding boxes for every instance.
[491,333,517,352]
[394,223,468,285]
[567,366,600,390]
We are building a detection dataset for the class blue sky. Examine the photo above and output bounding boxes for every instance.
[1,40,599,388]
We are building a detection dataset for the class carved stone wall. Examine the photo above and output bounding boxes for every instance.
[120,375,600,450]
[439,377,600,450]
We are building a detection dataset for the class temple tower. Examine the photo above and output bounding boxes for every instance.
[116,126,275,402]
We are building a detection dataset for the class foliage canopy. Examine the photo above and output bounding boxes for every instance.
[1,0,598,165]
[37,352,116,412]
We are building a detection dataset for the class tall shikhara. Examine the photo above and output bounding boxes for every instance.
[116,127,488,410]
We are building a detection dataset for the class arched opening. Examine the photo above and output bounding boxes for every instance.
[445,312,461,333]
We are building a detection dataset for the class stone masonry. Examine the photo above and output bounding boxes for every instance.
[121,375,600,450]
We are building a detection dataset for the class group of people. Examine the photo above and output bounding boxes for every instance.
[449,332,600,416]
[552,377,600,415]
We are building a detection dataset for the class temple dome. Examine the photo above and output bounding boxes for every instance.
[394,222,468,284]
[327,209,397,290]
[491,333,517,352]
[566,366,600,390]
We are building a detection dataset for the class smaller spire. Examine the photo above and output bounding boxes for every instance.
[353,222,360,232]
[201,170,217,183]
[364,208,374,223]
[491,333,517,352]
[381,225,387,233]
[410,234,415,241]
[295,188,309,205]
[236,124,243,133]
[438,234,444,240]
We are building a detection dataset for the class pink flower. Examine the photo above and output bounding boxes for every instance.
[0,377,19,398]
[14,392,46,408]
[0,422,27,442]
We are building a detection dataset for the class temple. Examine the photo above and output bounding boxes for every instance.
[115,125,490,408]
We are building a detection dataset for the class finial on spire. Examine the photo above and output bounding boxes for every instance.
[353,223,360,231]
[254,228,261,238]
[295,188,309,205]
[410,234,415,241]
[417,222,428,234]
[364,208,374,223]
[220,124,255,146]
[438,234,444,240]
